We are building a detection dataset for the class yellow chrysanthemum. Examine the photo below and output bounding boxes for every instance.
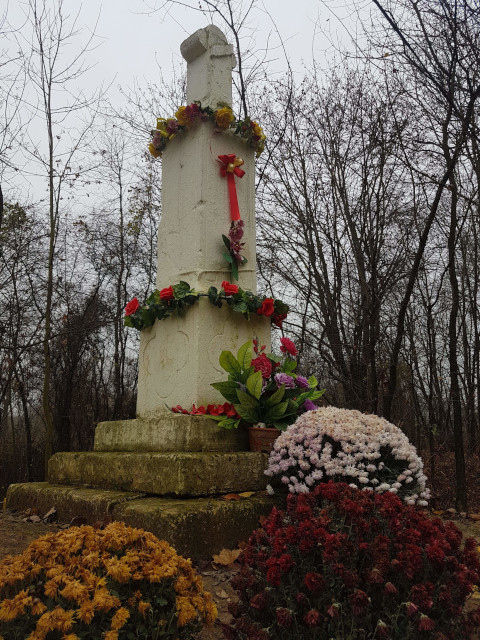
[60,579,89,603]
[76,599,95,624]
[251,121,263,137]
[110,606,130,630]
[63,635,80,640]
[104,632,118,640]
[104,557,131,584]
[30,599,48,616]
[148,143,161,158]
[215,106,234,129]
[138,601,151,616]
[176,596,197,627]
[175,106,190,126]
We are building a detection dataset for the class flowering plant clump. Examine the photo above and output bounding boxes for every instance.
[224,483,480,640]
[209,338,325,431]
[0,522,216,640]
[265,407,430,506]
[124,281,289,331]
[148,101,266,159]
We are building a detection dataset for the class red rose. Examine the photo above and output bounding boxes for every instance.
[251,353,272,379]
[272,313,287,328]
[159,285,174,300]
[257,298,274,317]
[125,297,139,316]
[280,337,298,356]
[221,281,239,296]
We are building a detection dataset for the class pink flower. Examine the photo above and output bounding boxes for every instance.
[125,297,139,316]
[280,337,298,356]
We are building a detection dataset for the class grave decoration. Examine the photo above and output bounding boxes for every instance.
[170,338,325,438]
[124,281,289,331]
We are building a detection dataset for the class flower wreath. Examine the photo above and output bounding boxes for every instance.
[148,102,266,159]
[124,281,288,331]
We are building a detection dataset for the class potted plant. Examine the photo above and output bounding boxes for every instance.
[209,338,325,451]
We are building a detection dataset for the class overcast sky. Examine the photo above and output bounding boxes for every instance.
[8,0,360,106]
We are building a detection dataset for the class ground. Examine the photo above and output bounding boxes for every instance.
[1,447,480,639]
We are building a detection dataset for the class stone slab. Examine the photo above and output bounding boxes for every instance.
[94,413,249,452]
[6,483,145,523]
[5,482,279,560]
[112,495,278,559]
[48,451,269,496]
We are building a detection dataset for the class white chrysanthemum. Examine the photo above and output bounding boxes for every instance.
[266,407,428,506]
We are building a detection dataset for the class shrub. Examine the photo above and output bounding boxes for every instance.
[0,521,216,640]
[224,483,480,640]
[265,407,430,505]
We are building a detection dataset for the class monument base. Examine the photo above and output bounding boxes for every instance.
[5,483,279,560]
[94,413,248,452]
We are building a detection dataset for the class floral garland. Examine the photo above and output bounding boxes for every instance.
[124,281,289,331]
[148,102,266,159]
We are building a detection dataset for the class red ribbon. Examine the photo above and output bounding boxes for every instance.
[218,154,245,221]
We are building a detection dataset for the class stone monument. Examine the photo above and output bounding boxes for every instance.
[5,25,276,559]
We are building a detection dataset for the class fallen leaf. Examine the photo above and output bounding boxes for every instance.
[70,516,88,527]
[42,507,57,523]
[447,508,457,514]
[469,513,480,521]
[223,494,241,501]
[431,509,444,516]
[216,589,229,599]
[238,492,255,498]
[212,548,242,566]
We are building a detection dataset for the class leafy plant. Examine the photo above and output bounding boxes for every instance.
[0,522,216,640]
[224,483,480,640]
[210,339,324,431]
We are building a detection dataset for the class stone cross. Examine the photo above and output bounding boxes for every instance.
[136,25,271,417]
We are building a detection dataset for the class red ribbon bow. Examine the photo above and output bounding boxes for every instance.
[218,154,245,221]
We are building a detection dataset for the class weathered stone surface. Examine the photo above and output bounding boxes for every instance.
[6,482,280,559]
[112,495,279,559]
[94,413,249,452]
[6,483,144,523]
[48,451,269,496]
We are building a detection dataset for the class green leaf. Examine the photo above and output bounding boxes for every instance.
[246,370,263,400]
[236,389,259,409]
[219,350,242,375]
[222,234,231,249]
[308,375,318,387]
[124,316,134,328]
[264,385,285,407]
[173,281,192,297]
[231,301,247,313]
[272,421,291,432]
[266,353,282,363]
[282,359,297,373]
[263,401,289,424]
[223,252,233,264]
[234,404,260,423]
[217,417,239,430]
[237,340,253,370]
[310,388,326,400]
[231,260,239,281]
[211,381,241,403]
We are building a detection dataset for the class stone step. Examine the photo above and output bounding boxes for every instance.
[5,483,279,560]
[94,413,249,452]
[48,451,269,496]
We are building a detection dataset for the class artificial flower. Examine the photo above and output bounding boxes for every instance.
[280,337,298,356]
[159,286,174,300]
[215,106,235,129]
[124,298,139,316]
[221,281,239,296]
[257,298,274,317]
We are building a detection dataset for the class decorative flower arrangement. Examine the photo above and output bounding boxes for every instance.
[206,338,325,431]
[222,220,247,281]
[264,407,430,506]
[0,522,216,640]
[148,101,266,159]
[223,482,480,640]
[124,281,289,331]
[171,402,240,418]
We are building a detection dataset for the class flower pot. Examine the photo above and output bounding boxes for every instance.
[248,426,279,453]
